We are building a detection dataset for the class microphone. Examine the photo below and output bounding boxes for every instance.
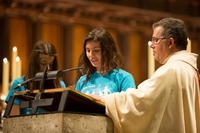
[63,66,83,72]
[14,78,35,90]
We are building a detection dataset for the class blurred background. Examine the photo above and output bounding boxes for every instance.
[0,0,200,95]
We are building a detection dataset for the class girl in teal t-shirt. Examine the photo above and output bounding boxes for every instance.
[75,27,136,95]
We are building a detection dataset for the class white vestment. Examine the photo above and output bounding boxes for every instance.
[104,51,200,133]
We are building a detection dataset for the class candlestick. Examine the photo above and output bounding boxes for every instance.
[2,58,9,96]
[12,46,18,82]
[148,41,155,78]
[16,56,22,78]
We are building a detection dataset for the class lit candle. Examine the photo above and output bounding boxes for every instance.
[16,56,22,78]
[148,41,155,78]
[12,46,18,82]
[2,58,9,96]
[187,38,191,52]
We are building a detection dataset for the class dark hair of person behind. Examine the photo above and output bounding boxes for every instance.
[80,27,124,82]
[24,41,62,92]
[152,18,188,50]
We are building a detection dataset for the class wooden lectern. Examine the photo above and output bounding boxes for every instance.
[4,88,105,117]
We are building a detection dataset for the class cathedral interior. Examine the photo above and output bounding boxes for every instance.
[0,0,200,89]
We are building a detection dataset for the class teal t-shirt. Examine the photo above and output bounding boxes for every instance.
[5,76,66,115]
[76,69,136,96]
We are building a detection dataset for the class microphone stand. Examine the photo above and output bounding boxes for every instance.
[31,66,53,114]
[35,66,48,100]
[6,66,84,116]
[30,67,83,114]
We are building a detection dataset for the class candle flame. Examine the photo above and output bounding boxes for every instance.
[0,95,6,100]
[148,41,152,47]
[13,46,17,52]
[3,58,8,63]
[16,56,20,62]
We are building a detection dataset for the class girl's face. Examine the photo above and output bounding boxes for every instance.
[39,54,55,72]
[85,40,102,71]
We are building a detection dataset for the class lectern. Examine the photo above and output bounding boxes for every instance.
[4,88,105,116]
[3,88,114,133]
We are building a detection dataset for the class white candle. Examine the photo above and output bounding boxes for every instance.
[148,41,155,78]
[187,38,191,52]
[16,56,22,78]
[2,58,9,96]
[12,46,18,82]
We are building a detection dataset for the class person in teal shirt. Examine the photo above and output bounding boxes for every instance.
[75,27,136,96]
[5,41,66,115]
